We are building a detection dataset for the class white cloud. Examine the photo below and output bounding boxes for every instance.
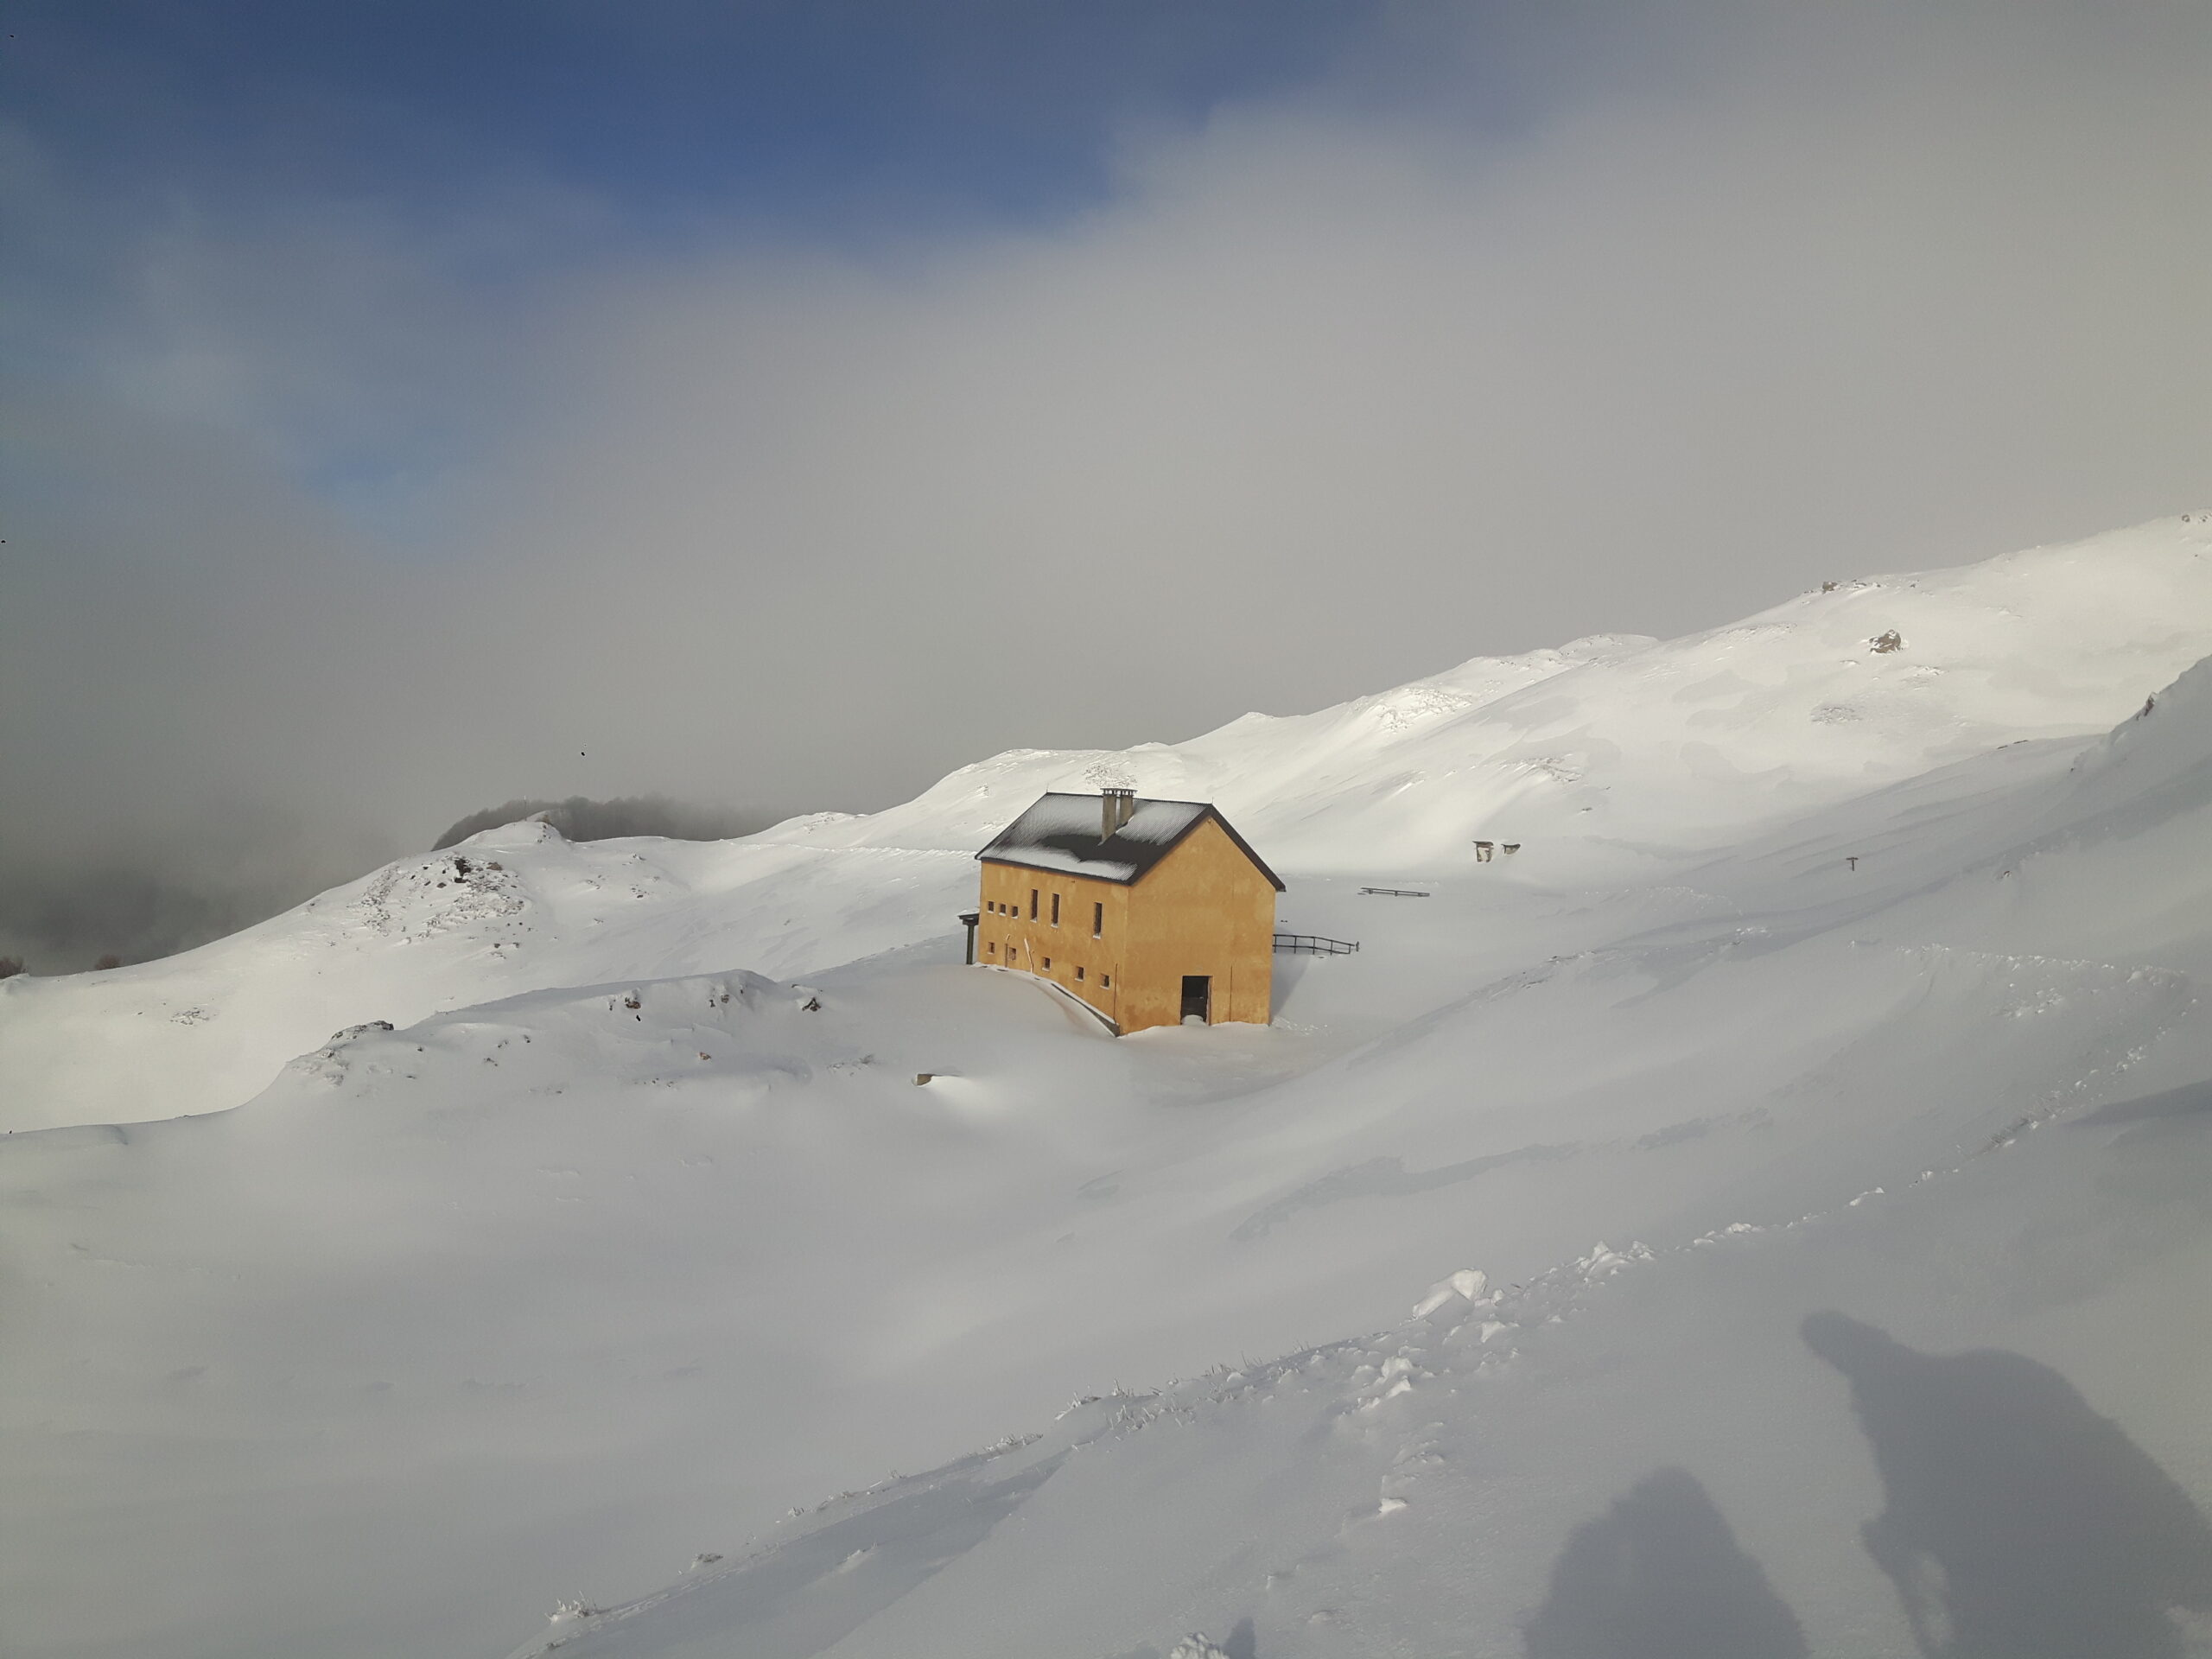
[6,0,2211,954]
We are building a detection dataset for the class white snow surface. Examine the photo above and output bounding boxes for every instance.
[6,517,2212,1659]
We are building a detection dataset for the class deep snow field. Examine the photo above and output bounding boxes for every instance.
[6,518,2212,1658]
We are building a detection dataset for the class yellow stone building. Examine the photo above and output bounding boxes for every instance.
[970,788,1284,1034]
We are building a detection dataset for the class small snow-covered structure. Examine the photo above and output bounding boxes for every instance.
[974,789,1283,1034]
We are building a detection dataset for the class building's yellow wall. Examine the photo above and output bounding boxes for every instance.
[1115,818,1275,1033]
[975,861,1131,1029]
[975,816,1275,1035]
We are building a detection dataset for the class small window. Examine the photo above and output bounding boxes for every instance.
[1101,974,1110,988]
[1050,892,1061,926]
[1030,889,1039,920]
[987,941,995,954]
[1075,966,1085,981]
[1042,956,1052,969]
[1092,902,1103,937]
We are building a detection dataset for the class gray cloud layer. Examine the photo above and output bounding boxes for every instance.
[6,0,2211,969]
[431,796,777,851]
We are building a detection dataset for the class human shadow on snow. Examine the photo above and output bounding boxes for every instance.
[1525,1317,2212,1659]
[1803,1312,2212,1658]
[1522,1466,1808,1659]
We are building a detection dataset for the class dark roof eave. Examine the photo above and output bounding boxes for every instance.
[976,848,1140,886]
[976,801,1284,893]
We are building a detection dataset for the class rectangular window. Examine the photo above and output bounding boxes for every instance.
[1030,889,1039,920]
[1092,902,1103,937]
[1101,974,1110,988]
[987,941,995,954]
[1075,966,1085,981]
[1050,893,1061,926]
[1042,957,1052,969]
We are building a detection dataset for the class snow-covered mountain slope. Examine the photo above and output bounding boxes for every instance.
[4,518,2211,1659]
[791,515,2212,871]
[0,829,974,1131]
[4,516,2206,1136]
[483,644,2212,1659]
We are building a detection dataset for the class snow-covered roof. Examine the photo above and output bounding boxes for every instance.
[976,793,1285,890]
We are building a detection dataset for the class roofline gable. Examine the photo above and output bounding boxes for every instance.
[1184,806,1287,893]
[975,794,1285,893]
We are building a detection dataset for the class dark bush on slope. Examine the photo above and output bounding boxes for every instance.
[432,796,779,850]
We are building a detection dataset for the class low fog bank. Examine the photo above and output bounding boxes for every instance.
[432,795,781,849]
[0,863,316,977]
[0,795,787,976]
[0,830,395,977]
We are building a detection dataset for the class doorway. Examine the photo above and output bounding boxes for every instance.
[1180,976,1211,1024]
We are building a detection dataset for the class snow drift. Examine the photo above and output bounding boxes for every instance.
[4,517,2211,1659]
[4,516,2208,1135]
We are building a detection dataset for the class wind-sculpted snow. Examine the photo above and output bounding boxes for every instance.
[505,1091,2212,1659]
[5,519,2212,1658]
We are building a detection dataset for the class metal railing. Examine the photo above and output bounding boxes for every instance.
[1274,932,1359,956]
[1358,887,1429,897]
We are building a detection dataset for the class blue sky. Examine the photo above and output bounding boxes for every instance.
[4,0,1400,524]
[10,1,1378,245]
